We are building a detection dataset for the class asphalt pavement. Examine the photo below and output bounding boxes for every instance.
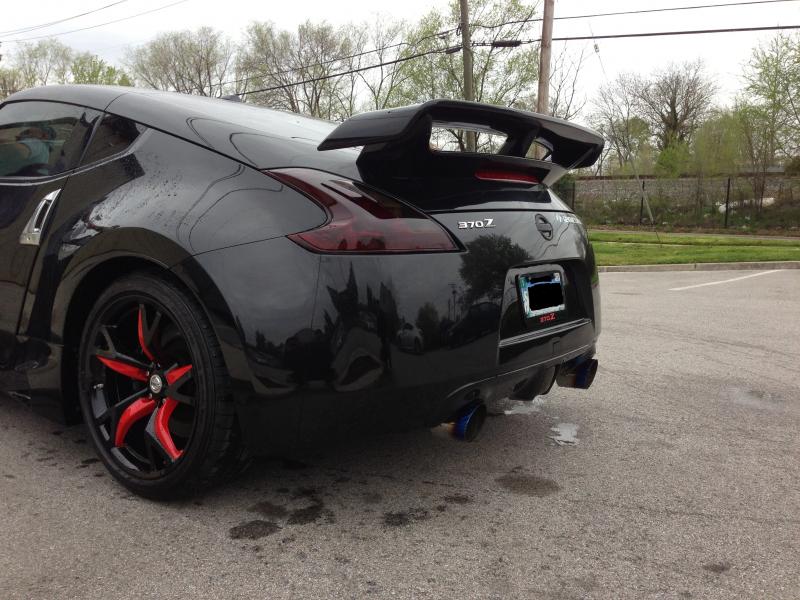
[1,269,799,599]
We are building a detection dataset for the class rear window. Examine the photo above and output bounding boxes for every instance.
[0,101,100,177]
[80,113,144,166]
[429,121,552,160]
[430,122,508,154]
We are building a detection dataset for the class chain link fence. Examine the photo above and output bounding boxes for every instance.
[557,175,800,231]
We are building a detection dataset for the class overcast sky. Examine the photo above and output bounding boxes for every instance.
[1,0,798,120]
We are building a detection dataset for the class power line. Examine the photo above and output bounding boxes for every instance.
[0,1,129,38]
[472,0,800,29]
[178,27,459,94]
[472,23,800,46]
[242,46,458,97]
[243,23,800,96]
[554,23,800,41]
[1,0,191,44]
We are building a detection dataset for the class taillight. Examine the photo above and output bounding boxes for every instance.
[475,169,539,185]
[266,168,458,253]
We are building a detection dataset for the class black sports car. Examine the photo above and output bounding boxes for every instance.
[0,86,603,497]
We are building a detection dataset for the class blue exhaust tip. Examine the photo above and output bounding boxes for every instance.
[450,403,487,442]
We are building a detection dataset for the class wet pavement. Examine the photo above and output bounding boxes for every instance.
[1,269,799,599]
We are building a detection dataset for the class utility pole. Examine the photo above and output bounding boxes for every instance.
[459,0,476,152]
[536,0,554,115]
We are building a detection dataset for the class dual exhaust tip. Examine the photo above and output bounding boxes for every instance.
[556,358,598,390]
[447,357,598,442]
[448,403,487,442]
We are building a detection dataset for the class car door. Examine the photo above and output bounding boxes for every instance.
[0,100,99,369]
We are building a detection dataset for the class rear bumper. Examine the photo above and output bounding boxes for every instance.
[189,231,600,452]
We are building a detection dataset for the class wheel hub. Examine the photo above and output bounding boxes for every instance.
[148,373,164,395]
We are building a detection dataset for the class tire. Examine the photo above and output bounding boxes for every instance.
[77,271,248,499]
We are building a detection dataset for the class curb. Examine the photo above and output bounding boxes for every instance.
[598,261,800,273]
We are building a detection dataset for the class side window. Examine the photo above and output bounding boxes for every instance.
[0,101,99,177]
[80,113,144,166]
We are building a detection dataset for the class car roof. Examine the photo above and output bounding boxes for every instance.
[3,85,350,171]
[5,85,336,142]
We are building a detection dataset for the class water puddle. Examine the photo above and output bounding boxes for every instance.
[503,396,546,415]
[728,388,776,411]
[549,423,579,446]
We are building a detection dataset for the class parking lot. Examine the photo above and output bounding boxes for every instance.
[1,269,798,599]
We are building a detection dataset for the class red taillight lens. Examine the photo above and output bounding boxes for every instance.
[475,169,539,185]
[266,168,458,253]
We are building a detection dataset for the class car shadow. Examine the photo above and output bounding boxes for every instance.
[1,392,564,545]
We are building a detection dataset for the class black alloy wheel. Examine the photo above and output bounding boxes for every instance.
[78,272,247,498]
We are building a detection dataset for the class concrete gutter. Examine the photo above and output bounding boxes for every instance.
[599,261,800,273]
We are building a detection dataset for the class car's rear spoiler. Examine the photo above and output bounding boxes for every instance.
[317,99,604,171]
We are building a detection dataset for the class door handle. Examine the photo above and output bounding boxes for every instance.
[20,188,61,246]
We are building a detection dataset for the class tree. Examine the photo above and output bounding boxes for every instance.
[0,67,23,100]
[634,60,717,151]
[690,109,742,177]
[355,18,412,111]
[546,45,588,120]
[14,39,73,88]
[591,73,654,174]
[743,33,800,158]
[238,20,359,119]
[415,303,442,349]
[735,101,775,209]
[395,0,539,148]
[126,27,235,96]
[459,235,530,306]
[71,53,132,86]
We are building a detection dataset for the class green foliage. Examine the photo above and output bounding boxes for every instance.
[655,142,690,178]
[691,110,742,176]
[0,67,23,100]
[785,156,800,175]
[589,231,800,247]
[743,33,800,158]
[3,40,131,92]
[71,53,131,86]
[14,39,73,87]
[395,0,539,107]
[591,237,800,265]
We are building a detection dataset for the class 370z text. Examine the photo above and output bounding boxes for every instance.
[457,218,495,229]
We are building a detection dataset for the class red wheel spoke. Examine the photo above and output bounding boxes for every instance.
[164,364,194,406]
[165,364,192,386]
[137,304,161,363]
[96,355,148,382]
[97,387,149,425]
[114,397,156,447]
[145,399,183,461]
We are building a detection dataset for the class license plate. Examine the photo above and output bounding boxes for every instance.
[518,272,566,319]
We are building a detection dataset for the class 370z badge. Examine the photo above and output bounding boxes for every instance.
[458,218,495,229]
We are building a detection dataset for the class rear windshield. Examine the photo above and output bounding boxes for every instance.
[430,122,508,154]
[429,120,552,160]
